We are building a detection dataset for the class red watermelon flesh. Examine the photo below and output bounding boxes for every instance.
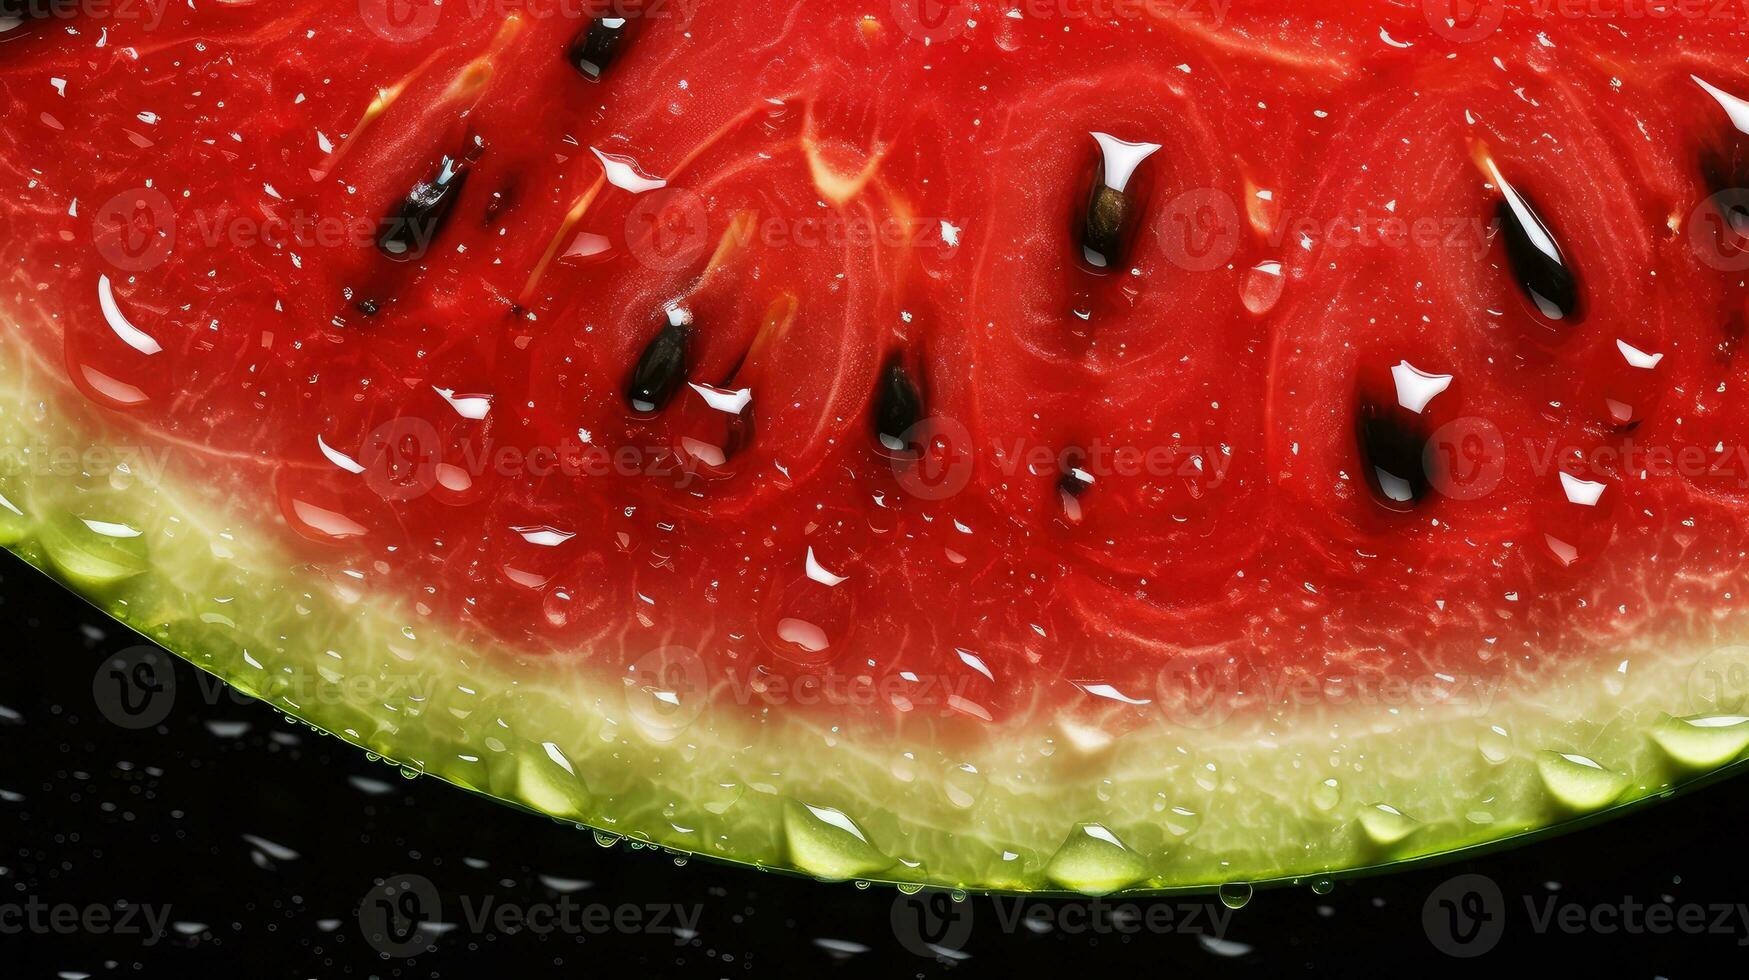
[3,1,1749,892]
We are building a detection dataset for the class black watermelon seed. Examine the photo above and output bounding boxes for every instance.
[1058,450,1094,498]
[1356,404,1429,512]
[1496,187,1580,324]
[1080,179,1135,272]
[569,16,629,82]
[378,134,485,262]
[484,184,515,227]
[355,298,380,317]
[626,312,692,414]
[875,356,924,454]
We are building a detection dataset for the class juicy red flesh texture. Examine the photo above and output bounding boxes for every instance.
[4,4,1749,739]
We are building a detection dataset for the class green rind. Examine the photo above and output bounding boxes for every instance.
[6,342,1749,895]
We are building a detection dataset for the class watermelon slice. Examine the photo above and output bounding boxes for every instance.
[5,1,1749,895]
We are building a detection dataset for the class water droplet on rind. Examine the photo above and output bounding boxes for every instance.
[783,799,891,880]
[38,509,148,585]
[1042,822,1148,896]
[1650,713,1749,769]
[1217,881,1253,909]
[1534,750,1629,811]
[1357,803,1419,846]
[508,740,590,820]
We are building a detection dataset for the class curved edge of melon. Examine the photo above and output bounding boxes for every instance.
[6,339,1749,896]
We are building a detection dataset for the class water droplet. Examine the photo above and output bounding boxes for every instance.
[1535,750,1629,811]
[1043,822,1148,896]
[1218,882,1253,909]
[1357,802,1420,846]
[1240,260,1284,314]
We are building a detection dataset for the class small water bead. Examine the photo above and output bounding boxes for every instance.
[1311,878,1335,896]
[1310,777,1342,813]
[592,829,620,848]
[702,781,744,815]
[944,763,985,809]
[1650,713,1749,769]
[1043,822,1149,896]
[1534,750,1629,811]
[1217,882,1253,910]
[1478,725,1512,764]
[1240,260,1284,315]
[1163,806,1202,837]
[1357,803,1420,846]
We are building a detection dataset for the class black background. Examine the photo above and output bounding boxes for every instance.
[2,547,1743,976]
